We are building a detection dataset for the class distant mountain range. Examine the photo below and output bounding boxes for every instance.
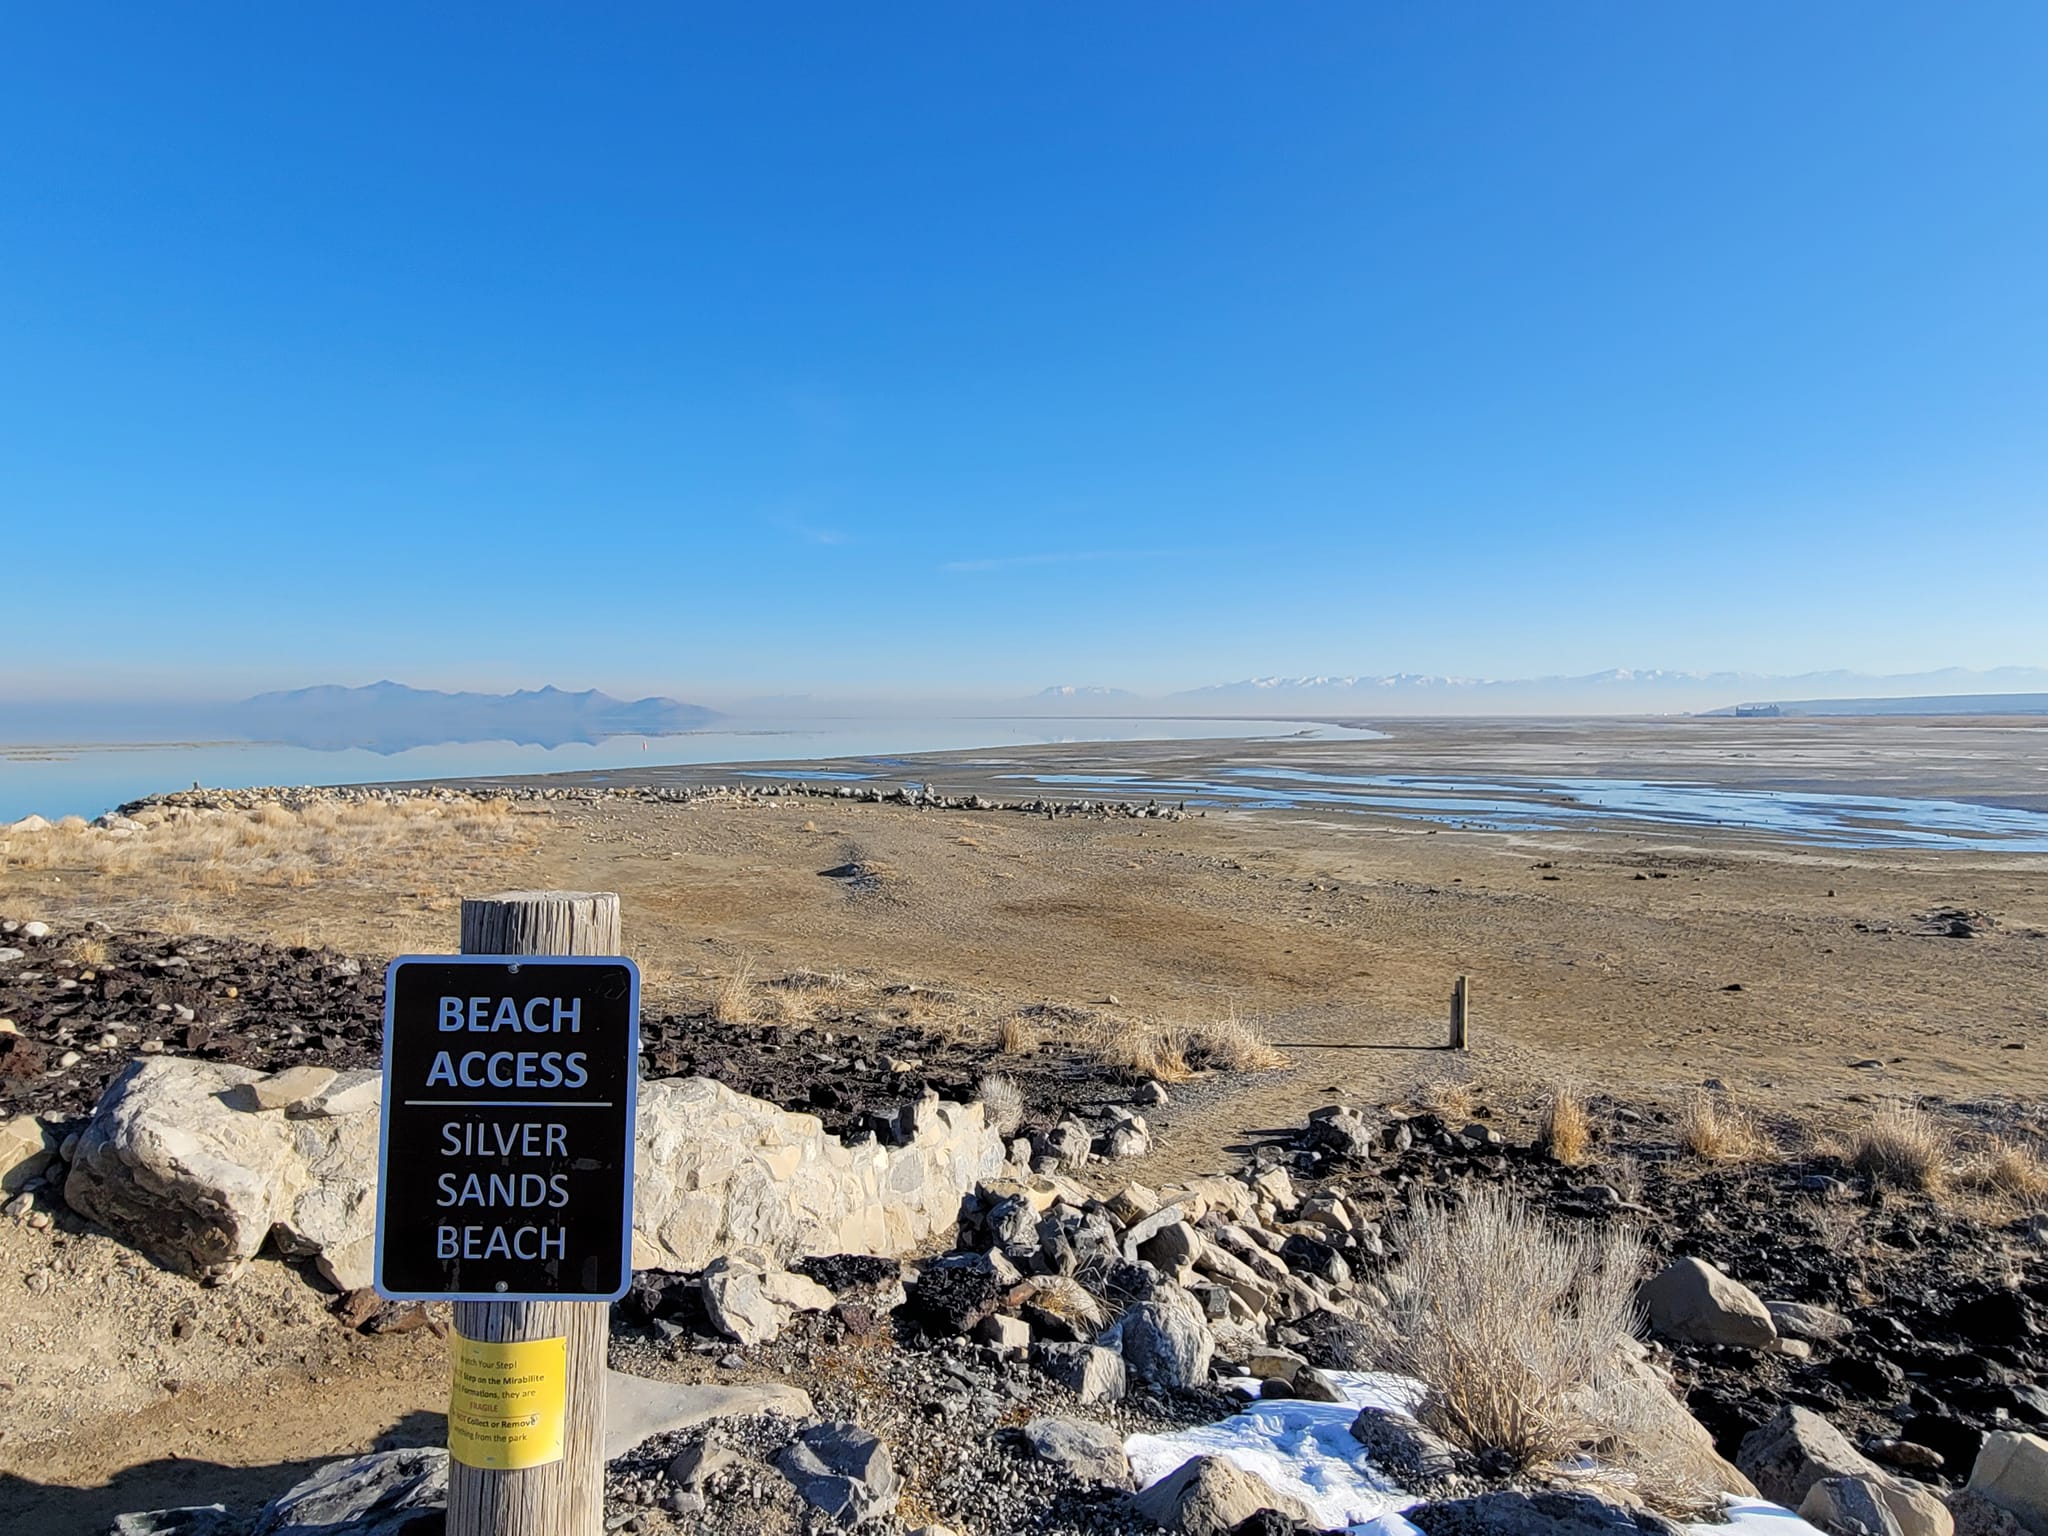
[1021,667,2048,716]
[232,682,719,752]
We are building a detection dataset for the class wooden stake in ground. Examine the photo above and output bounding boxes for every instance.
[1449,973,1471,1050]
[448,890,622,1536]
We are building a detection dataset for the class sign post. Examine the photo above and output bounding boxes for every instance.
[374,890,636,1536]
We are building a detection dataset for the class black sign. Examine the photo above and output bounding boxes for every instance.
[375,956,639,1302]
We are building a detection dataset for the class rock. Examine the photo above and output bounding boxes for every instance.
[632,1075,1004,1272]
[1305,1107,1377,1160]
[1869,1440,1945,1473]
[1298,1192,1353,1232]
[1023,1415,1134,1488]
[250,1448,446,1535]
[776,1420,899,1525]
[286,1069,380,1118]
[1769,1300,1855,1343]
[759,1268,836,1313]
[1031,1341,1127,1403]
[1279,1233,1349,1287]
[1135,1080,1169,1106]
[22,920,51,939]
[1968,1433,2048,1536]
[1350,1407,1465,1493]
[1290,1308,1375,1369]
[1740,1406,1884,1508]
[1106,1183,1163,1226]
[65,1058,376,1284]
[666,1442,739,1490]
[1105,1285,1214,1390]
[1137,1220,1204,1277]
[702,1256,786,1346]
[110,1509,242,1536]
[1951,1492,2031,1536]
[976,1312,1032,1355]
[1037,1120,1092,1171]
[1245,1347,1307,1382]
[1406,1489,1687,1536]
[1800,1477,1904,1536]
[1104,1121,1153,1160]
[226,1065,338,1114]
[1869,1479,1956,1536]
[1246,1165,1295,1210]
[911,1251,1006,1334]
[1129,1455,1319,1535]
[1293,1367,1343,1403]
[604,1369,813,1459]
[0,1113,54,1194]
[1641,1256,1777,1349]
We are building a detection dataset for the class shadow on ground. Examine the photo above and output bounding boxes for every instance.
[0,1410,444,1536]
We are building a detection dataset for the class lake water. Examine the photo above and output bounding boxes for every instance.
[0,717,1370,822]
[1001,767,2048,852]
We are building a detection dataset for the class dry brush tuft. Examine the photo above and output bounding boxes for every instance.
[1364,1186,1713,1515]
[1540,1083,1593,1166]
[1852,1101,1949,1192]
[1678,1092,1769,1162]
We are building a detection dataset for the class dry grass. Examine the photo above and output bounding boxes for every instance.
[0,798,534,903]
[712,957,757,1026]
[64,935,110,967]
[1963,1137,2048,1206]
[995,1012,1041,1056]
[1541,1083,1593,1166]
[1852,1101,1949,1192]
[1183,1007,1288,1072]
[1678,1092,1770,1162]
[978,1073,1025,1136]
[1363,1187,1712,1512]
[1419,1074,1478,1123]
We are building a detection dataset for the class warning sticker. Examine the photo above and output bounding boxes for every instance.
[447,1332,567,1470]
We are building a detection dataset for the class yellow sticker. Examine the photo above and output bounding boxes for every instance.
[447,1332,568,1471]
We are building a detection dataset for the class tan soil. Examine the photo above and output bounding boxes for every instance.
[3,718,2045,1529]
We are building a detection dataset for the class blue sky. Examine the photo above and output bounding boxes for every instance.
[4,5,2044,702]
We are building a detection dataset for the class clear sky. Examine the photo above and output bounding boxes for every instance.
[4,5,2044,702]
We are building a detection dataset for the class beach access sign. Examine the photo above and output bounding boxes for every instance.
[374,955,639,1302]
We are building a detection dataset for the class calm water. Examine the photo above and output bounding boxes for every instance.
[1001,767,2048,852]
[0,717,1370,822]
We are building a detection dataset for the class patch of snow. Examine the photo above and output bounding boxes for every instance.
[1123,1371,1825,1536]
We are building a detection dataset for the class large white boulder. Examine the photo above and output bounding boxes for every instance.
[64,1058,377,1284]
[630,1077,1004,1271]
[64,1059,1004,1286]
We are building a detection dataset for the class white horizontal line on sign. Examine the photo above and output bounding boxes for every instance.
[403,1099,617,1108]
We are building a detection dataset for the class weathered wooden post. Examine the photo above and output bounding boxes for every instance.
[448,891,622,1536]
[1449,974,1470,1051]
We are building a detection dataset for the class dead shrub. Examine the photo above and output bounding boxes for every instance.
[1678,1093,1768,1162]
[1365,1187,1708,1514]
[712,957,756,1026]
[1541,1084,1593,1166]
[1853,1102,1949,1192]
[978,1073,1025,1136]
[1184,1008,1287,1072]
[1419,1075,1477,1123]
[1965,1138,2048,1206]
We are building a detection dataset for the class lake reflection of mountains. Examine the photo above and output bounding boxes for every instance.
[232,682,719,753]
